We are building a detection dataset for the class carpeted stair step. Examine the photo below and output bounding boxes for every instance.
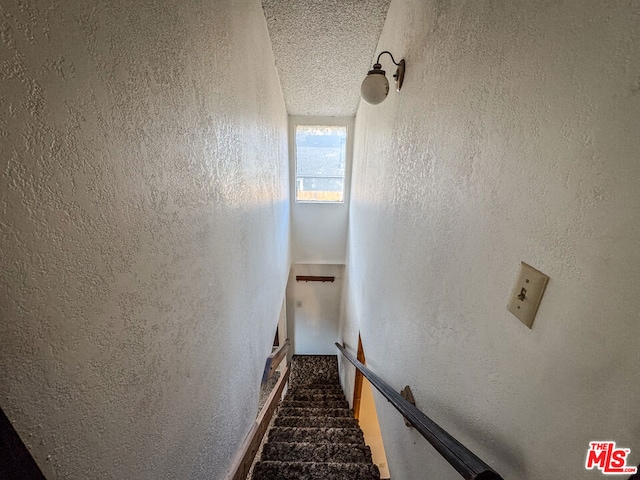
[281,399,349,409]
[290,378,340,387]
[261,442,373,463]
[286,392,345,398]
[287,385,344,393]
[252,461,380,480]
[275,415,358,428]
[289,384,342,391]
[287,387,345,394]
[286,392,346,402]
[252,356,382,480]
[277,406,353,418]
[294,377,340,383]
[288,356,340,380]
[267,426,364,444]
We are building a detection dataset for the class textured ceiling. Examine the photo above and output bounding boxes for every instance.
[262,0,391,117]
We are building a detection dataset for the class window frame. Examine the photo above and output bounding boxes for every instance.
[290,118,352,205]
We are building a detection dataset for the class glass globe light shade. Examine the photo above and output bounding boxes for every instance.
[361,67,389,105]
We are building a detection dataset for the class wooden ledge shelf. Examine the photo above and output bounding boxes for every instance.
[295,276,335,283]
[261,339,290,384]
[224,365,291,480]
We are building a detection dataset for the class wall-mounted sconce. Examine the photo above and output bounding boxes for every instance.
[360,51,405,105]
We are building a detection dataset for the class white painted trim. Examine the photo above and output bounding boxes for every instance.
[288,116,355,206]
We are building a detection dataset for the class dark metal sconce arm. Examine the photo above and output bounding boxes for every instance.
[376,50,401,66]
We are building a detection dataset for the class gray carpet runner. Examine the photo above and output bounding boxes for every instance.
[252,355,381,480]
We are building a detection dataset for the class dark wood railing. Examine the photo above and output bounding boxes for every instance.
[224,365,290,480]
[336,342,504,480]
[261,338,290,384]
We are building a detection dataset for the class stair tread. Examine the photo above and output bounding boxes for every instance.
[253,355,380,480]
[287,392,345,402]
[262,442,373,462]
[290,386,343,389]
[275,416,358,428]
[255,460,378,466]
[252,461,380,480]
[281,400,349,408]
[268,426,365,444]
[287,394,344,399]
[278,407,353,418]
[281,400,348,404]
[289,384,343,389]
[264,441,371,448]
[269,427,364,433]
[289,383,342,392]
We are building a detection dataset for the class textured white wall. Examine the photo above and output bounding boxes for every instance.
[286,264,343,355]
[340,1,640,479]
[0,1,289,479]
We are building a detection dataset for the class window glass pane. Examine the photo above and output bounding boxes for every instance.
[295,125,346,202]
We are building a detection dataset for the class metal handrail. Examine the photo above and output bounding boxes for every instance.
[336,342,504,480]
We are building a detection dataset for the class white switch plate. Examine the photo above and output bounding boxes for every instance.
[507,262,549,328]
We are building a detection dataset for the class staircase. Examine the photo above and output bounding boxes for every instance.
[251,355,381,480]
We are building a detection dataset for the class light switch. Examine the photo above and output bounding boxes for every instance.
[507,262,549,328]
[296,301,302,308]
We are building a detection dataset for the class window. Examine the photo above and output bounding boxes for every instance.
[295,125,346,203]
